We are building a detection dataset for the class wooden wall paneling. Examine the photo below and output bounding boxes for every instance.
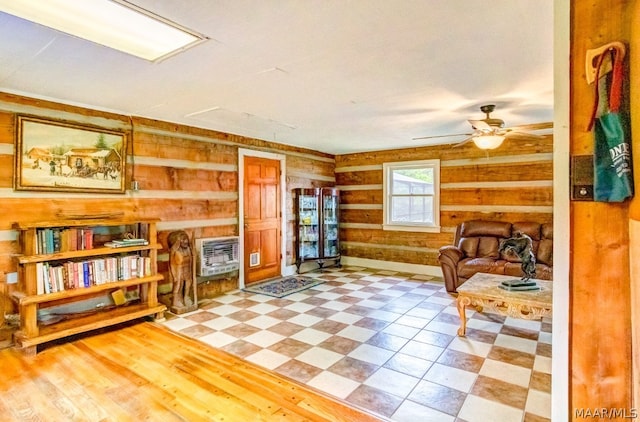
[440,211,553,228]
[441,161,554,183]
[340,209,383,224]
[340,189,384,205]
[335,140,554,270]
[335,170,383,186]
[440,187,553,206]
[286,155,335,178]
[134,165,237,192]
[570,0,634,414]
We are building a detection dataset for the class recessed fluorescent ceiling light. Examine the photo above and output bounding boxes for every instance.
[0,0,207,61]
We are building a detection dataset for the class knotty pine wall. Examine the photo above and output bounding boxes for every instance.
[335,138,553,270]
[0,92,335,314]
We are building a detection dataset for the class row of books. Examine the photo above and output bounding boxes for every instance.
[35,255,152,295]
[36,227,94,254]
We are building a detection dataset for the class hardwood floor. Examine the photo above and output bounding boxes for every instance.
[0,321,384,421]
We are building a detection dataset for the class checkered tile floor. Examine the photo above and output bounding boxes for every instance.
[161,267,551,422]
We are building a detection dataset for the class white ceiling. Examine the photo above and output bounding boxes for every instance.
[0,1,553,155]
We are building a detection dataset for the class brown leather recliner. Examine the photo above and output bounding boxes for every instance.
[438,220,553,293]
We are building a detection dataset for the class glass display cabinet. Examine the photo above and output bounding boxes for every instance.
[294,188,340,273]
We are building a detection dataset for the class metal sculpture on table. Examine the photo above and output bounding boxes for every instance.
[499,232,536,282]
[168,230,197,314]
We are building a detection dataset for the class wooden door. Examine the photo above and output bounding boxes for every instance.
[244,156,281,284]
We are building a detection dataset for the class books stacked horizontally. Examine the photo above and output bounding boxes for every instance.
[498,279,541,292]
[104,238,149,248]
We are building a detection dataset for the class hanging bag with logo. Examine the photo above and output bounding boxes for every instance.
[588,44,634,202]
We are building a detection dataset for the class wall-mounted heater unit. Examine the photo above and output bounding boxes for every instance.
[195,236,239,276]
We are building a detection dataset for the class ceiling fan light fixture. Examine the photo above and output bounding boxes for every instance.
[472,134,505,150]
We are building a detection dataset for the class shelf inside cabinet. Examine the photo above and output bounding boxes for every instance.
[14,303,166,349]
[12,274,164,305]
[18,244,160,264]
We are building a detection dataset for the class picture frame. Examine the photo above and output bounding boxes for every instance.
[14,115,128,194]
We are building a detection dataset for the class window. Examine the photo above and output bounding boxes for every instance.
[383,159,440,232]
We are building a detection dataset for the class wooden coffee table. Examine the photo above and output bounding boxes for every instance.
[455,272,553,336]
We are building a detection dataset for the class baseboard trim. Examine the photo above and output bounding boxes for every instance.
[340,257,443,277]
[284,257,443,278]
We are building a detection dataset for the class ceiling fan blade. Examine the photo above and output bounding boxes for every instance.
[468,119,492,130]
[453,135,474,147]
[412,132,471,141]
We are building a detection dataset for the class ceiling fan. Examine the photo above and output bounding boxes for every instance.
[413,104,553,150]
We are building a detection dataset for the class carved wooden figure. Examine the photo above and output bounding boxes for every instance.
[168,230,197,314]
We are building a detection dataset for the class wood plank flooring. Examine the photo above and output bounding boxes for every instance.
[0,321,384,421]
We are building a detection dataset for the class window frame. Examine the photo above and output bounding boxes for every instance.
[382,159,440,233]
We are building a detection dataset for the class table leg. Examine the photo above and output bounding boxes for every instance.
[457,296,469,336]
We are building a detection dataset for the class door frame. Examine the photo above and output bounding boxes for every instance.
[238,148,287,289]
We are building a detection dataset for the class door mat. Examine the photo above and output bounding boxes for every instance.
[243,276,325,298]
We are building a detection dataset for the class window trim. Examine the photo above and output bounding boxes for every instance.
[382,159,440,233]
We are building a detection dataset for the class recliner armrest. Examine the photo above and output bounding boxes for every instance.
[438,246,464,293]
[438,245,464,264]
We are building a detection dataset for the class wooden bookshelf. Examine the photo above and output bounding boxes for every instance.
[11,218,166,354]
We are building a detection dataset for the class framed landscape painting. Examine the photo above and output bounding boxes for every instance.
[14,115,128,193]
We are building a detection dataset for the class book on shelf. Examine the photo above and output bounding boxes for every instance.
[35,227,94,254]
[35,255,152,294]
[104,238,149,248]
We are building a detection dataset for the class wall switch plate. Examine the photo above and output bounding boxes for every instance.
[571,155,594,201]
[6,272,18,284]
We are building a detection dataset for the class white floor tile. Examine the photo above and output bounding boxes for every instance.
[364,367,420,397]
[290,328,333,345]
[162,318,198,331]
[319,301,352,311]
[336,325,376,342]
[345,290,374,299]
[423,363,477,393]
[392,400,455,422]
[245,349,291,370]
[494,334,538,354]
[348,344,395,365]
[399,341,445,361]
[212,294,243,304]
[296,347,344,369]
[307,371,360,399]
[356,299,386,309]
[526,388,552,418]
[284,302,316,313]
[367,309,402,322]
[458,394,523,422]
[447,336,493,358]
[504,317,542,331]
[466,318,503,333]
[534,355,552,374]
[383,324,421,339]
[424,320,460,337]
[479,359,532,388]
[242,330,285,348]
[246,303,280,314]
[201,316,241,330]
[244,315,281,329]
[198,331,238,348]
[207,304,243,316]
[287,313,323,327]
[328,311,363,325]
[395,315,429,329]
[314,291,342,300]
